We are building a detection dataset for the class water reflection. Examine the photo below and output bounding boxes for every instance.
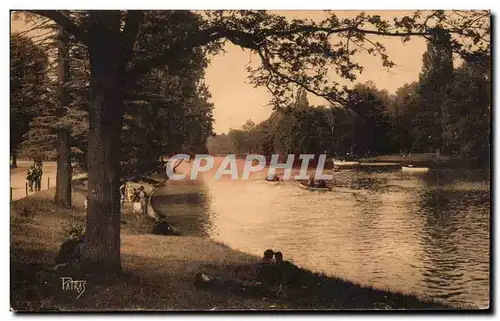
[418,187,490,307]
[152,180,215,236]
[156,167,490,308]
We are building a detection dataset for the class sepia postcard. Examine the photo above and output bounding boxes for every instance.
[9,9,491,312]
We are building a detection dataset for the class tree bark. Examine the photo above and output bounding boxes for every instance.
[55,23,72,207]
[11,151,17,168]
[81,12,124,274]
[55,129,72,206]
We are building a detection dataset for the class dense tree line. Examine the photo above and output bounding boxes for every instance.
[209,40,490,168]
[10,10,489,272]
[10,33,49,168]
[12,13,214,181]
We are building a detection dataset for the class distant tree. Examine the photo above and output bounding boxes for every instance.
[322,106,355,155]
[121,46,214,178]
[227,129,249,154]
[18,16,90,207]
[349,82,393,156]
[443,55,490,167]
[242,119,256,131]
[252,119,274,155]
[388,82,421,153]
[412,27,454,153]
[10,33,49,167]
[294,87,310,110]
[19,9,488,273]
[207,133,234,155]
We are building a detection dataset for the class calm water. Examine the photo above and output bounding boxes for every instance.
[158,166,490,308]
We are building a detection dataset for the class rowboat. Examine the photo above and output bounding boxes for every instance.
[298,182,332,191]
[265,179,281,185]
[333,160,360,168]
[402,166,429,174]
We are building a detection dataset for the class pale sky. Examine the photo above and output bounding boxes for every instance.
[206,11,428,134]
[11,11,429,134]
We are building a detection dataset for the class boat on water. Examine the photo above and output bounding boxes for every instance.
[333,160,360,168]
[401,165,429,174]
[298,182,332,191]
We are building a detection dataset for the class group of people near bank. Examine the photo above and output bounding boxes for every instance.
[84,182,149,217]
[307,177,328,188]
[53,185,150,270]
[256,249,301,293]
[26,159,43,192]
[121,183,149,217]
[194,248,302,298]
[266,174,328,188]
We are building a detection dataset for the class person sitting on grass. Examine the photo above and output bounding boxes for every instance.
[274,251,301,296]
[256,249,278,285]
[261,249,275,264]
[52,229,84,270]
[316,180,327,188]
[153,219,179,235]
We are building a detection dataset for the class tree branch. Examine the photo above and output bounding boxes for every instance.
[126,26,225,80]
[127,22,435,81]
[15,18,52,37]
[121,10,143,65]
[257,44,345,108]
[27,10,88,44]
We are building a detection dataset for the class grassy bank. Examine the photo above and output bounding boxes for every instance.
[11,183,459,311]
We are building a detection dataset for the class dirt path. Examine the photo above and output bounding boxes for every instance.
[10,161,58,201]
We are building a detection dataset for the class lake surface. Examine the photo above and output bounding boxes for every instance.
[157,164,490,308]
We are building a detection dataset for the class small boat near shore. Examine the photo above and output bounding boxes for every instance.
[359,162,401,167]
[333,160,360,168]
[265,179,281,185]
[298,182,332,191]
[402,166,429,174]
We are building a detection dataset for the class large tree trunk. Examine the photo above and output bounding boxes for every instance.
[11,151,17,168]
[81,12,124,274]
[55,129,72,206]
[55,23,72,207]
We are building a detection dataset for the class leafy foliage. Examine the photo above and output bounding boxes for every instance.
[412,27,454,153]
[13,9,490,271]
[348,82,393,155]
[10,33,50,159]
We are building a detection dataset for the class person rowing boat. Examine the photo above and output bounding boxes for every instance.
[266,174,281,182]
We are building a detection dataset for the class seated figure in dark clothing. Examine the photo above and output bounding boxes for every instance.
[153,219,180,236]
[274,251,301,295]
[256,249,278,284]
[316,180,327,188]
[261,249,275,264]
[53,229,84,270]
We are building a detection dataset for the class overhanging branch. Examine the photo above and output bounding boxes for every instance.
[126,26,225,80]
[27,10,88,44]
[121,10,143,65]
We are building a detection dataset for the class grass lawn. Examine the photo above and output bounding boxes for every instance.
[10,183,459,311]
